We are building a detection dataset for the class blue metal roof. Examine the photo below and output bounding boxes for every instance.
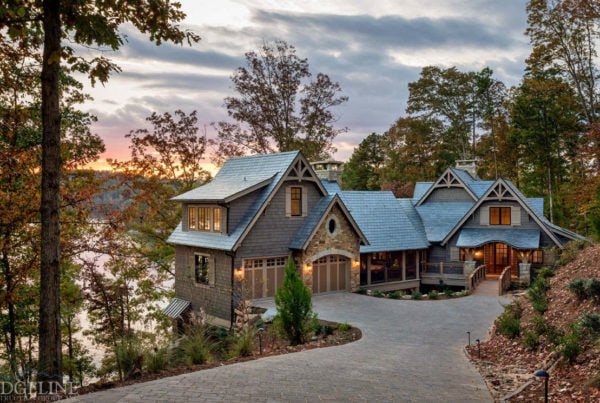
[528,198,544,216]
[162,297,191,318]
[415,201,474,242]
[321,180,341,195]
[412,182,433,201]
[456,228,540,249]
[168,151,302,251]
[340,191,429,252]
[289,195,335,250]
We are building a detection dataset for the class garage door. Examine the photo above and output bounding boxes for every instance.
[244,257,287,299]
[312,255,348,294]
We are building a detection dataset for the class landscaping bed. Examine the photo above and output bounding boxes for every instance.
[356,287,469,300]
[70,319,361,399]
[466,243,600,402]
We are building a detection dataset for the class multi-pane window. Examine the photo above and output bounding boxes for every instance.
[213,207,221,232]
[532,250,543,264]
[490,207,511,225]
[188,207,196,229]
[198,207,210,230]
[195,255,209,285]
[290,187,302,216]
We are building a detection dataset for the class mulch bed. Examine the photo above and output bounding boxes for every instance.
[465,244,600,402]
[69,320,361,399]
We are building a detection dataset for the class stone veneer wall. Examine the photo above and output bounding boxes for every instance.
[174,245,233,325]
[300,204,361,291]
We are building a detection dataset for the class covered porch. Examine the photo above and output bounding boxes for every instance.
[359,250,423,291]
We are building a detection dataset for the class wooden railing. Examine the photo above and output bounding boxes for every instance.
[468,264,486,291]
[422,262,465,276]
[499,266,512,295]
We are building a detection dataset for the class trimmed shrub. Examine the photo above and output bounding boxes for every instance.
[496,303,521,339]
[522,331,540,349]
[427,291,439,300]
[528,275,550,314]
[411,291,423,300]
[536,267,555,280]
[586,278,600,303]
[356,287,368,295]
[337,322,352,332]
[580,312,600,337]
[557,325,582,362]
[388,291,402,299]
[444,288,454,297]
[570,278,588,301]
[274,257,314,345]
[373,290,385,298]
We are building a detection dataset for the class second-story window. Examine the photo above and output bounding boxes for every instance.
[213,207,221,232]
[189,207,196,229]
[291,187,302,216]
[198,207,210,230]
[490,207,511,225]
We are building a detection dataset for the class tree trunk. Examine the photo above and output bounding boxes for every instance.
[39,0,63,391]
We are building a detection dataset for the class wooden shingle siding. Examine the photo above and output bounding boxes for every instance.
[236,180,322,258]
[427,187,474,202]
[228,190,261,232]
[174,245,233,322]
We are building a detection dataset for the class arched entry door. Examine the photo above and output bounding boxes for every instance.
[484,243,517,275]
[312,255,349,294]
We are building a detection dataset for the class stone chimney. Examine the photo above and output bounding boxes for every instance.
[310,160,343,185]
[455,159,478,179]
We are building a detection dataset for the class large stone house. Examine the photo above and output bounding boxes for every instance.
[164,151,585,326]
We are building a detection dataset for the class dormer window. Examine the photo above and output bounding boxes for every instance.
[188,206,223,233]
[490,207,511,225]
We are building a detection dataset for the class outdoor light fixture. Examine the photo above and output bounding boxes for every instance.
[534,369,549,403]
[466,331,471,346]
[476,339,481,358]
[258,327,265,355]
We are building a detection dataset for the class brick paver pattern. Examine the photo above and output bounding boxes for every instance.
[67,292,508,402]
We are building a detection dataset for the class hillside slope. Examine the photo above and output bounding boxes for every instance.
[467,243,600,401]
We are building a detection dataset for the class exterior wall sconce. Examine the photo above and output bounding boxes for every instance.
[303,263,312,275]
[234,267,244,281]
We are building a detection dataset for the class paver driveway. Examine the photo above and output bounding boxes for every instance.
[68,292,508,402]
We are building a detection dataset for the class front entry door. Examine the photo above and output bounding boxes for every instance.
[485,243,514,275]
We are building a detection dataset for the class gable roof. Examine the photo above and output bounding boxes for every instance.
[339,191,429,252]
[289,194,368,250]
[415,201,475,242]
[415,167,479,206]
[440,177,583,247]
[168,151,329,252]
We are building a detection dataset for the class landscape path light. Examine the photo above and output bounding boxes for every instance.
[258,327,265,355]
[534,369,549,403]
[466,331,471,346]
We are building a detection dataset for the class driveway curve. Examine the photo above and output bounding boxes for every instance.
[69,293,508,402]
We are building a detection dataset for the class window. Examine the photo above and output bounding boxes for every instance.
[290,187,302,216]
[532,250,543,264]
[188,207,196,229]
[198,207,210,230]
[213,207,221,232]
[195,255,209,285]
[490,207,511,225]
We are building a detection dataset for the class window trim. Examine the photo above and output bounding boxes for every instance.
[187,205,224,233]
[490,206,511,225]
[290,186,302,217]
[194,254,210,285]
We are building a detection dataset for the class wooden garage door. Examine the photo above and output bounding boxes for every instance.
[312,255,348,294]
[244,257,286,299]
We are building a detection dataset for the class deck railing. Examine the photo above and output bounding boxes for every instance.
[422,262,465,276]
[467,264,486,291]
[499,266,512,295]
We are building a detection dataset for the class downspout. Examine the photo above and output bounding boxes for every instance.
[229,252,235,331]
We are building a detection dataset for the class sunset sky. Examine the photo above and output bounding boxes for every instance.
[81,0,531,171]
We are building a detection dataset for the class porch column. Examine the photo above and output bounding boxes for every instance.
[416,251,420,280]
[402,251,406,282]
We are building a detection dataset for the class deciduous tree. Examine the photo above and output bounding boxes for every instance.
[214,40,348,163]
